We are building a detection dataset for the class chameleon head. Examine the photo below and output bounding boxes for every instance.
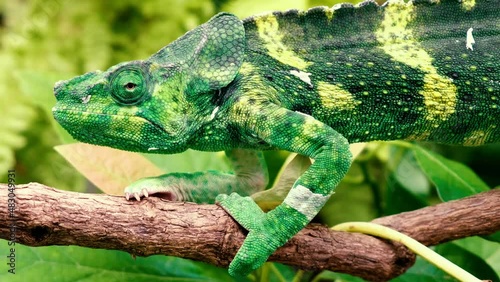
[53,12,246,153]
[52,60,191,153]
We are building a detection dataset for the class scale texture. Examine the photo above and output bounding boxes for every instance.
[53,0,499,276]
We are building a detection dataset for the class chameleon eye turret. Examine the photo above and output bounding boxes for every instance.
[109,64,152,105]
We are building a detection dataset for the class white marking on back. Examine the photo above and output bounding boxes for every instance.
[290,70,313,87]
[148,147,159,151]
[210,106,220,120]
[466,28,475,50]
[82,95,91,104]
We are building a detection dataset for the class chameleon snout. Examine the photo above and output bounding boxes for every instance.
[53,70,104,101]
[53,79,68,98]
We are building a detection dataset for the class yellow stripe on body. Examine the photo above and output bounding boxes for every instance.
[238,61,257,76]
[255,14,313,70]
[317,81,360,111]
[376,0,457,124]
[229,62,277,138]
[461,0,476,11]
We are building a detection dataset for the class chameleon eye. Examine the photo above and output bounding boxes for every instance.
[124,82,137,91]
[110,65,150,105]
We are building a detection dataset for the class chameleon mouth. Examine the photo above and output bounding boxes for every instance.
[53,106,165,131]
[52,107,168,152]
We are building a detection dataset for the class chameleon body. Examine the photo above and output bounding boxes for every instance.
[53,0,499,276]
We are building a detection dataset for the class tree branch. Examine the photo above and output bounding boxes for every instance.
[0,183,498,281]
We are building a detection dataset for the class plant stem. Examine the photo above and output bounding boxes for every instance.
[332,222,482,282]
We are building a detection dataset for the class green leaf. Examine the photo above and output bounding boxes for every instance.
[412,146,490,201]
[312,271,366,282]
[385,173,428,215]
[391,256,457,282]
[385,150,430,215]
[393,241,499,282]
[14,70,77,144]
[255,263,297,282]
[15,70,62,115]
[482,231,500,244]
[223,0,307,18]
[393,150,431,198]
[320,179,377,225]
[452,236,500,279]
[434,242,500,282]
[0,241,240,282]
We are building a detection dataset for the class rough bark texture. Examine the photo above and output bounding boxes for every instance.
[0,183,499,281]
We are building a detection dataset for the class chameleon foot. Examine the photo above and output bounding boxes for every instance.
[216,193,284,276]
[124,188,149,201]
[124,177,177,201]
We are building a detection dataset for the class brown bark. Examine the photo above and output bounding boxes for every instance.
[0,183,498,281]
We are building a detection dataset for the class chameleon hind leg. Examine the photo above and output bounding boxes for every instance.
[217,103,352,276]
[124,149,268,203]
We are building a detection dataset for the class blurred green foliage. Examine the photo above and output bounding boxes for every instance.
[0,0,498,281]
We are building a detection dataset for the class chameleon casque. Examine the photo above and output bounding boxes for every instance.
[53,0,499,276]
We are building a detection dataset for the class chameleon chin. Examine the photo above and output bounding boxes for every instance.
[53,0,499,276]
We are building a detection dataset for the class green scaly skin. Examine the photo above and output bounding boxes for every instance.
[53,0,499,276]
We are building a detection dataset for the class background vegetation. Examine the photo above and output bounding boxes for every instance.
[0,0,498,281]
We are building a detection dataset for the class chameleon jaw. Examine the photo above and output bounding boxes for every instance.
[52,107,188,154]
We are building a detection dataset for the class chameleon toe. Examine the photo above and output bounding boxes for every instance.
[134,192,141,201]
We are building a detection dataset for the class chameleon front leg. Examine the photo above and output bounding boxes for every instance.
[217,104,352,276]
[124,149,268,203]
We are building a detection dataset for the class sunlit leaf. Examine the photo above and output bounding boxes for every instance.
[394,150,430,198]
[385,150,430,215]
[253,144,367,211]
[434,243,499,282]
[55,143,163,195]
[413,146,490,201]
[223,0,307,18]
[452,236,500,278]
[145,150,229,173]
[253,153,311,211]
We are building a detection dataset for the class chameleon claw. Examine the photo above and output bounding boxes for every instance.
[143,189,149,198]
[134,192,141,201]
[125,192,130,201]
